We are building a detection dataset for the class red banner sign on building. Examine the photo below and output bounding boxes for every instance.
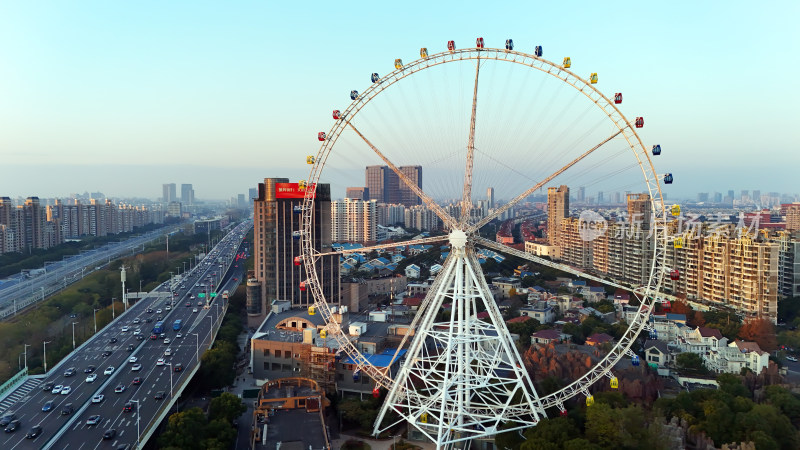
[275,183,315,199]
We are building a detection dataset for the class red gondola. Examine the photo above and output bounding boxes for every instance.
[670,269,680,280]
[317,132,326,141]
[559,410,568,417]
[372,387,380,398]
[332,110,341,120]
[614,93,622,104]
[635,117,644,128]
[447,40,456,52]
[294,256,301,266]
[476,37,484,48]
[299,281,306,292]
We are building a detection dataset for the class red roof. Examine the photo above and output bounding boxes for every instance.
[532,329,562,340]
[403,297,422,307]
[698,326,723,340]
[507,316,532,324]
[476,311,490,319]
[586,333,614,345]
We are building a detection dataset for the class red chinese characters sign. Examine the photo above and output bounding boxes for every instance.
[275,183,315,199]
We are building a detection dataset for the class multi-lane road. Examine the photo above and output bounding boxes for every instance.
[0,220,251,450]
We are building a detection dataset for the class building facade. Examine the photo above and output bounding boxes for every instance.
[331,198,377,243]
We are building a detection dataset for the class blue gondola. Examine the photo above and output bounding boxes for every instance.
[292,231,301,240]
[353,370,360,382]
[632,355,640,366]
[505,39,514,50]
[664,173,674,184]
[293,205,302,214]
[534,46,543,57]
[350,90,358,100]
[371,73,379,83]
[649,329,658,339]
[652,145,661,156]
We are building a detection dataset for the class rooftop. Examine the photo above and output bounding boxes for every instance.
[262,408,328,450]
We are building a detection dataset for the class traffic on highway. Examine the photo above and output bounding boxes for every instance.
[0,220,251,450]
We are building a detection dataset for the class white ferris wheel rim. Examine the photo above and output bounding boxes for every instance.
[300,44,668,411]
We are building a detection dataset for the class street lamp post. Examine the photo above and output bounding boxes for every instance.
[112,297,116,319]
[23,344,30,369]
[191,333,199,362]
[71,322,78,350]
[206,316,214,346]
[131,399,141,448]
[165,363,174,398]
[43,340,51,374]
[93,308,100,334]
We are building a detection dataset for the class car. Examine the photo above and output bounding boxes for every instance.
[190,295,195,300]
[176,333,182,338]
[197,301,203,306]
[121,326,129,332]
[127,344,135,351]
[86,415,102,426]
[150,334,158,340]
[25,425,42,439]
[132,377,142,385]
[61,403,74,415]
[146,308,153,313]
[123,402,135,412]
[42,401,54,412]
[164,348,173,356]
[154,391,166,400]
[43,381,54,391]
[163,338,171,344]
[133,318,140,324]
[85,374,97,383]
[92,394,105,404]
[165,305,171,311]
[145,317,153,323]
[131,363,142,372]
[174,363,183,372]
[193,308,198,313]
[233,277,238,281]
[84,365,96,373]
[185,302,191,307]
[61,386,72,395]
[156,309,162,314]
[0,413,16,427]
[128,356,138,364]
[133,329,141,336]
[52,385,63,394]
[104,366,115,375]
[159,332,166,338]
[109,338,118,344]
[157,315,163,321]
[114,384,126,393]
[156,358,165,366]
[788,356,798,362]
[101,350,112,357]
[63,367,76,377]
[5,419,21,433]
[103,429,117,440]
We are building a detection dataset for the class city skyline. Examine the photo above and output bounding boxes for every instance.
[2,2,798,199]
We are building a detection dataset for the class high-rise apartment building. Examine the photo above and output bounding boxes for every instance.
[404,205,440,231]
[345,187,370,201]
[251,178,339,327]
[577,186,585,203]
[162,183,177,203]
[547,185,569,246]
[487,187,495,210]
[181,184,194,205]
[331,199,377,243]
[21,197,45,252]
[365,165,422,206]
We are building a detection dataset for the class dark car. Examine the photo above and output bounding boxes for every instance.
[84,365,96,373]
[42,381,54,391]
[42,401,54,412]
[145,318,153,323]
[109,338,118,344]
[123,402,134,412]
[127,344,135,352]
[174,363,183,372]
[154,391,166,400]
[61,403,74,416]
[101,350,112,357]
[4,419,21,432]
[136,335,144,341]
[103,429,117,440]
[0,413,16,427]
[132,377,142,385]
[25,425,42,439]
[63,367,76,377]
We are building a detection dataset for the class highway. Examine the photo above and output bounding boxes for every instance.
[0,227,180,319]
[0,220,251,450]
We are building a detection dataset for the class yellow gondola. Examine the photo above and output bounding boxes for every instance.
[420,413,428,423]
[298,180,307,190]
[590,73,598,84]
[308,305,316,316]
[671,204,681,216]
[586,395,594,406]
[420,48,428,58]
[320,329,327,338]
[563,57,571,68]
[306,156,315,164]
[673,237,683,249]
[395,59,403,70]
[610,377,619,389]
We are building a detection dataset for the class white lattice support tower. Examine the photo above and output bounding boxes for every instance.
[373,230,545,448]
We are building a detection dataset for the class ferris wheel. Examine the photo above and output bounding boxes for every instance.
[300,37,670,448]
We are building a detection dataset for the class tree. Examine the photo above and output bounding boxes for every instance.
[676,352,708,375]
[199,341,237,390]
[209,392,247,423]
[521,417,579,449]
[584,403,621,448]
[158,407,207,449]
[739,318,778,352]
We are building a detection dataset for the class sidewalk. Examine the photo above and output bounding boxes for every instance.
[330,434,437,450]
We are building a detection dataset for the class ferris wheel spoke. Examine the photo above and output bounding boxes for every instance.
[312,235,448,258]
[473,236,637,295]
[346,121,458,230]
[460,58,481,227]
[470,128,626,234]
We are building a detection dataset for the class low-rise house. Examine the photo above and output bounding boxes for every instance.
[586,332,614,347]
[519,302,555,324]
[644,339,673,375]
[405,264,421,279]
[703,340,770,374]
[531,329,571,345]
[492,277,522,298]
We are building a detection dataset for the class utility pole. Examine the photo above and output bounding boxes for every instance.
[43,341,51,374]
[121,266,127,310]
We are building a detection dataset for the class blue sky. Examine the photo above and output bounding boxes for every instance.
[1,1,798,201]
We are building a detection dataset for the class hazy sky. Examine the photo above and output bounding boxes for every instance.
[1,1,798,201]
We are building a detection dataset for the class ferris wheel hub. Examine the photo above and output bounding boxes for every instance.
[448,229,468,249]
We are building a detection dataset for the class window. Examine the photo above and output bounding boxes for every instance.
[263,349,270,357]
[272,363,281,371]
[263,362,269,369]
[284,350,291,359]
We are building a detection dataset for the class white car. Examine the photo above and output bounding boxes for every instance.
[133,329,141,336]
[121,326,129,332]
[103,366,115,375]
[165,305,172,311]
[92,394,104,404]
[156,309,162,314]
[156,358,166,366]
[175,333,182,339]
[128,356,138,364]
[61,386,71,395]
[85,374,97,383]
[193,308,198,313]
[163,338,171,344]
[787,356,798,362]
[131,363,142,372]
[52,385,63,394]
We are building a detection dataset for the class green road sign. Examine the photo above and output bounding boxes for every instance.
[198,293,206,298]
[210,293,217,298]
